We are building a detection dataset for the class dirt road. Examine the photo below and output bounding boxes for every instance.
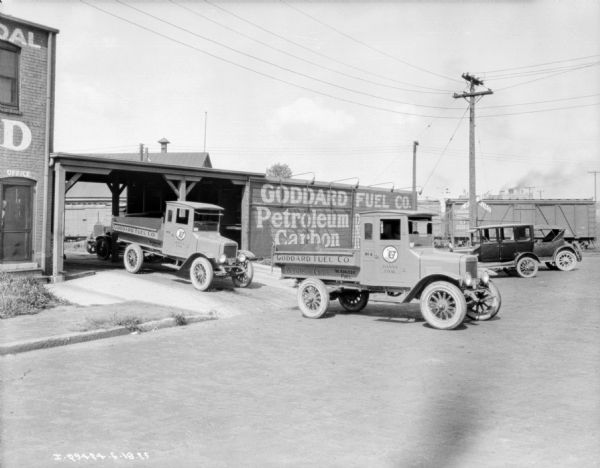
[2,256,599,467]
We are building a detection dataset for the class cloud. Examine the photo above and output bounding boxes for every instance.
[268,98,355,136]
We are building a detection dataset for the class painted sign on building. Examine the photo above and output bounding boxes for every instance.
[249,181,413,256]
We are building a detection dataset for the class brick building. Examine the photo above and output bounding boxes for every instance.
[0,14,58,274]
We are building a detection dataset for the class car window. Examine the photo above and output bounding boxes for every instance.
[480,228,498,243]
[501,227,515,241]
[514,226,531,241]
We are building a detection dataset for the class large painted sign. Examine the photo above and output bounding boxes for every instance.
[249,181,413,256]
[0,119,32,151]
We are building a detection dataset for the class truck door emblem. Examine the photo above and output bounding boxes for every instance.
[382,246,398,263]
[176,228,186,240]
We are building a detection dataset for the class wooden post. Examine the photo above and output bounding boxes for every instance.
[52,161,65,279]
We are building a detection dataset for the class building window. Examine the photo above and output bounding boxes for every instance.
[0,41,20,108]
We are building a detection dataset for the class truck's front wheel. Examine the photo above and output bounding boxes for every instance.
[123,244,144,273]
[298,278,330,319]
[190,257,214,291]
[420,281,466,330]
[466,280,501,321]
[232,261,253,288]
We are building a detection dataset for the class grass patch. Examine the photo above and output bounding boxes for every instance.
[81,313,143,332]
[0,272,66,319]
[171,312,188,326]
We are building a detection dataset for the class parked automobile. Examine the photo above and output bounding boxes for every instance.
[451,223,540,278]
[533,225,582,271]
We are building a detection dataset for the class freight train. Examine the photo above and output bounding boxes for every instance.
[443,198,597,248]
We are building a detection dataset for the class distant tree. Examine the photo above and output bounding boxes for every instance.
[266,163,293,179]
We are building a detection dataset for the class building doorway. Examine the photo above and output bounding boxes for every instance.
[0,178,34,262]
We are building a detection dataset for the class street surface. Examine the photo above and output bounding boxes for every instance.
[1,255,599,467]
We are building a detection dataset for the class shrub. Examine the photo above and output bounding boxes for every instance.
[0,272,65,319]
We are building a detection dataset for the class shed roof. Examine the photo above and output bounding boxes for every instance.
[80,152,212,169]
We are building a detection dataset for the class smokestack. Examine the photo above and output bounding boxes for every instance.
[158,137,170,154]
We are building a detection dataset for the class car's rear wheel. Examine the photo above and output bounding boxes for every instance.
[298,278,330,319]
[420,281,466,330]
[555,250,577,271]
[123,244,143,273]
[466,281,501,321]
[516,256,538,278]
[338,290,370,312]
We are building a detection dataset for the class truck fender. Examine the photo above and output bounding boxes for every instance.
[403,274,461,303]
[180,253,214,271]
[238,249,256,261]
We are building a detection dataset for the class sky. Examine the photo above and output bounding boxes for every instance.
[2,0,599,199]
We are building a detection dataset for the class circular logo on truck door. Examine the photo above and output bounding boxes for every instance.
[176,228,186,240]
[382,246,398,263]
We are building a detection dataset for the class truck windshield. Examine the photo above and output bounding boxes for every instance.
[193,211,221,231]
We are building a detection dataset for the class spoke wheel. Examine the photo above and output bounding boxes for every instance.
[420,281,466,330]
[516,256,538,278]
[297,278,330,319]
[466,281,501,321]
[339,291,370,312]
[232,261,254,288]
[190,257,214,291]
[123,244,143,273]
[555,250,577,271]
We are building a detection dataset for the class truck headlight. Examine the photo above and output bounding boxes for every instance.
[237,253,247,263]
[463,272,473,287]
[480,270,490,285]
[217,254,227,264]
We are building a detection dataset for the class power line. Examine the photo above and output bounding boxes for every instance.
[169,0,449,95]
[493,62,599,91]
[481,60,600,80]
[115,0,463,111]
[203,0,452,93]
[281,0,461,84]
[80,0,463,119]
[476,54,600,75]
[479,93,600,109]
[479,102,599,118]
[421,107,469,193]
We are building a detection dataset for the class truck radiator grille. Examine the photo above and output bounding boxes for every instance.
[466,258,478,278]
[224,244,237,259]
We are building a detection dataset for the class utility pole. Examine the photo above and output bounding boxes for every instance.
[203,111,208,152]
[412,140,419,209]
[523,186,535,199]
[453,73,493,229]
[589,171,600,202]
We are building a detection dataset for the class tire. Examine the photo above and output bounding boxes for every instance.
[466,281,501,321]
[86,242,96,254]
[232,261,253,288]
[545,262,558,270]
[555,250,577,272]
[190,257,214,291]
[297,278,330,319]
[338,290,370,312]
[123,244,144,273]
[420,281,466,330]
[96,237,111,260]
[515,256,538,278]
